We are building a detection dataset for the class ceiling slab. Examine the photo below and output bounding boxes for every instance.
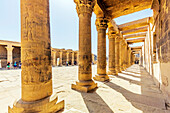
[95,0,152,19]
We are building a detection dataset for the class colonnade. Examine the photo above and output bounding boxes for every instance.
[8,0,134,112]
[72,0,134,92]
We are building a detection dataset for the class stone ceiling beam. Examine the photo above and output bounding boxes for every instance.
[0,40,21,47]
[124,32,146,39]
[94,0,152,19]
[118,17,150,31]
[122,26,148,35]
[127,38,145,44]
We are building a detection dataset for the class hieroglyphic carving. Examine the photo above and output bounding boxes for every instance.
[21,0,52,101]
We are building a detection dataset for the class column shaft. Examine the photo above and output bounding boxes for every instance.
[66,52,69,65]
[72,0,97,92]
[108,33,117,75]
[53,52,56,66]
[116,38,122,73]
[72,52,74,65]
[6,44,14,68]
[59,51,63,66]
[94,17,109,81]
[9,0,64,112]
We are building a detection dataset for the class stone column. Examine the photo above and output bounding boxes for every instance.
[52,51,56,66]
[93,17,109,81]
[122,40,126,70]
[59,51,63,66]
[72,0,97,92]
[77,52,79,65]
[66,52,69,65]
[0,60,1,69]
[116,37,122,73]
[124,43,128,69]
[128,47,131,67]
[9,0,64,112]
[5,44,14,68]
[72,52,75,66]
[120,39,124,71]
[107,27,118,75]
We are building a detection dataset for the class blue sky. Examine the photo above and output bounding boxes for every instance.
[0,0,153,56]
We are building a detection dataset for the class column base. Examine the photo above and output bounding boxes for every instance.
[120,66,124,71]
[58,64,63,67]
[71,80,97,93]
[107,71,118,75]
[93,74,110,82]
[8,93,64,113]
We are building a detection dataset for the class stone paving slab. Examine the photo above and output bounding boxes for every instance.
[0,65,169,113]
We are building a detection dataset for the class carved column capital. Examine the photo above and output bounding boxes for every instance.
[74,0,95,16]
[95,17,108,31]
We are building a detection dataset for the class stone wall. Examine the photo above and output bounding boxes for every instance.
[0,45,7,68]
[152,0,170,101]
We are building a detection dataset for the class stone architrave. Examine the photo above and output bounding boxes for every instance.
[5,44,14,68]
[107,26,118,76]
[72,0,97,92]
[93,17,109,81]
[59,51,63,66]
[8,0,64,112]
[72,52,75,66]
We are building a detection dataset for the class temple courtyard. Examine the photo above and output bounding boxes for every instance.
[0,64,169,113]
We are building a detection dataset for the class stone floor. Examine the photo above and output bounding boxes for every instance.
[0,64,169,113]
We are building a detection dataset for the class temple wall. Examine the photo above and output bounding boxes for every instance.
[0,45,7,68]
[152,0,170,101]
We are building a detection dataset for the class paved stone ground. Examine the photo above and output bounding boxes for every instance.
[0,64,169,113]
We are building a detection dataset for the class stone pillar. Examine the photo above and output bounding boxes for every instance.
[66,52,69,65]
[8,0,64,112]
[77,52,79,65]
[107,27,118,75]
[93,17,109,81]
[59,51,63,66]
[72,0,97,92]
[122,40,126,70]
[52,51,56,66]
[0,60,1,69]
[5,44,14,68]
[124,43,128,69]
[128,47,131,67]
[72,52,75,66]
[116,37,122,73]
[120,39,124,71]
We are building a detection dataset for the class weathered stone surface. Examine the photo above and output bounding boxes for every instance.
[94,17,109,81]
[0,65,169,113]
[72,0,97,92]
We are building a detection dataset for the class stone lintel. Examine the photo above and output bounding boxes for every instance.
[127,38,145,44]
[124,32,147,39]
[118,17,150,31]
[122,26,148,35]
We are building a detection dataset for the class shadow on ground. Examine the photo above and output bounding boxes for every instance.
[105,65,166,113]
[81,90,114,113]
